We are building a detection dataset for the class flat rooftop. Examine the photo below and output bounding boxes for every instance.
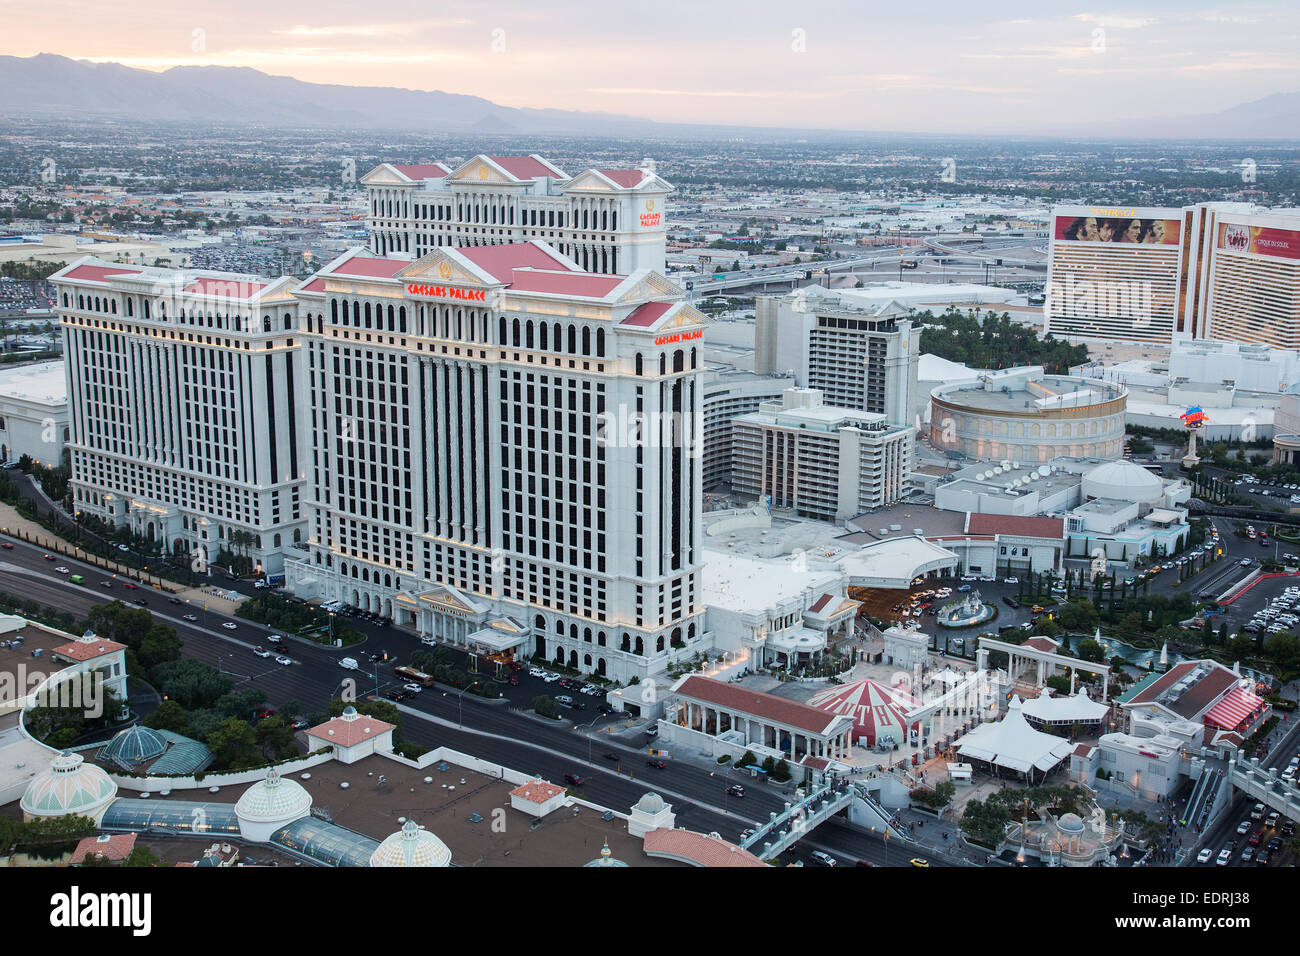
[0,361,67,406]
[935,373,1123,414]
[844,503,969,540]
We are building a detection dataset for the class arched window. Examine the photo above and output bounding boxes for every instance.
[581,326,590,355]
[635,353,643,375]
[596,328,605,357]
[656,635,665,652]
[263,316,272,332]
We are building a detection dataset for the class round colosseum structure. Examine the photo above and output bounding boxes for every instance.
[929,367,1127,463]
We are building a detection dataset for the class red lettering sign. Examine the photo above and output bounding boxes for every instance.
[653,329,703,346]
[640,213,662,228]
[406,283,486,302]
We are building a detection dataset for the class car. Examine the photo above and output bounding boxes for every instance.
[42,553,55,561]
[957,585,972,592]
[383,689,408,702]
[1241,846,1254,862]
[289,719,309,731]
[116,544,130,552]
[555,694,574,706]
[1268,837,1282,852]
[54,566,69,574]
[1241,559,1252,567]
[508,676,519,686]
[0,543,11,550]
[253,645,271,657]
[221,622,237,630]
[1267,811,1281,827]
[1251,803,1265,820]
[727,785,746,798]
[134,598,148,607]
[602,752,619,761]
[507,660,523,671]
[99,580,112,588]
[909,858,929,868]
[402,682,423,694]
[183,614,198,622]
[809,850,837,867]
[1031,605,1044,614]
[855,860,875,867]
[1216,848,1232,866]
[1249,828,1264,846]
[563,773,586,786]
[123,582,138,590]
[275,655,292,666]
[167,597,181,605]
[1256,850,1270,865]
[1003,597,1019,609]
[1283,820,1296,836]
[645,725,659,737]
[646,759,667,769]
[1197,847,1214,864]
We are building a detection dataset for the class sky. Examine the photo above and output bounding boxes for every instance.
[2,0,1298,133]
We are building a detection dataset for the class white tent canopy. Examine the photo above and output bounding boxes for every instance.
[955,698,1075,776]
[1020,688,1110,726]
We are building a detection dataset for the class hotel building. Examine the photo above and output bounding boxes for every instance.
[1047,202,1300,349]
[363,154,671,276]
[51,259,307,573]
[284,241,708,683]
[730,387,914,522]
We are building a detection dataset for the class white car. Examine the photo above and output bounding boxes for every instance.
[54,566,69,574]
[253,647,272,658]
[1197,847,1213,864]
[1216,848,1232,866]
[221,622,237,630]
[275,655,292,666]
[183,614,198,622]
[1004,577,1019,584]
[402,682,422,694]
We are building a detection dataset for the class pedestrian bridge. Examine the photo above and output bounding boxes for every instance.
[1226,756,1300,820]
[739,781,902,858]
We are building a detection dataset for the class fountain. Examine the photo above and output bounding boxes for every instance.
[936,588,995,628]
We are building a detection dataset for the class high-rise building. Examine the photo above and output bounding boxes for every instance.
[52,259,307,573]
[701,366,794,490]
[731,388,914,522]
[1047,202,1300,348]
[755,287,919,426]
[363,155,671,275]
[284,241,707,683]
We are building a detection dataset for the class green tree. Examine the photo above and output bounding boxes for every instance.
[255,715,292,755]
[137,623,183,672]
[143,699,192,736]
[205,717,261,770]
[151,659,232,709]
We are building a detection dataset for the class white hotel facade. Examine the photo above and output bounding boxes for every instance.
[363,154,670,277]
[283,240,709,683]
[51,261,308,573]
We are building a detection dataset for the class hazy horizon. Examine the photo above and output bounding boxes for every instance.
[2,1,1299,135]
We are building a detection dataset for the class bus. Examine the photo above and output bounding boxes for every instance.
[394,665,436,687]
[899,259,919,270]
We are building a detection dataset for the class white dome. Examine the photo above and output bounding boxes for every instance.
[634,792,667,814]
[1081,460,1163,504]
[369,819,451,867]
[20,751,118,819]
[235,768,312,824]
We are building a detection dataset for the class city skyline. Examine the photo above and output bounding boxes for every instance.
[1,1,1299,134]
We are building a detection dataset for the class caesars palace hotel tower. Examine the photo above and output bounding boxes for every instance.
[284,220,709,684]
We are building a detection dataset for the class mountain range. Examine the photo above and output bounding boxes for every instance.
[0,53,1297,141]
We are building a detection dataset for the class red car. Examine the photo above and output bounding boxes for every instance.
[124,582,138,590]
[507,660,523,671]
[646,759,667,769]
[1,543,13,550]
[508,676,519,686]
[1249,829,1264,847]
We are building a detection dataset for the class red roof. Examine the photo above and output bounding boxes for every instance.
[1072,744,1094,758]
[808,593,834,614]
[53,636,127,661]
[327,254,408,280]
[965,514,1065,539]
[307,712,395,747]
[459,242,571,282]
[621,301,674,327]
[642,829,766,867]
[1022,637,1061,653]
[296,277,327,294]
[70,833,136,864]
[509,779,565,804]
[599,168,647,188]
[508,269,623,298]
[392,163,448,180]
[675,675,844,735]
[490,156,562,180]
[61,264,141,283]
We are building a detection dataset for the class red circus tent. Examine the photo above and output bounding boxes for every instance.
[808,678,920,745]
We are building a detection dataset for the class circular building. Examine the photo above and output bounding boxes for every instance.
[234,767,312,842]
[1080,459,1164,505]
[369,819,451,867]
[929,368,1126,463]
[99,725,167,770]
[807,678,921,746]
[584,840,629,868]
[20,751,118,823]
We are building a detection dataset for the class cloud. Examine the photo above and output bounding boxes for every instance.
[1071,13,1159,29]
[275,19,471,38]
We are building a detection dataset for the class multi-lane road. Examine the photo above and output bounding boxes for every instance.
[0,535,959,867]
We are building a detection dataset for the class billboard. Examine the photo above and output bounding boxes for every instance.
[1054,209,1180,245]
[1218,221,1300,261]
